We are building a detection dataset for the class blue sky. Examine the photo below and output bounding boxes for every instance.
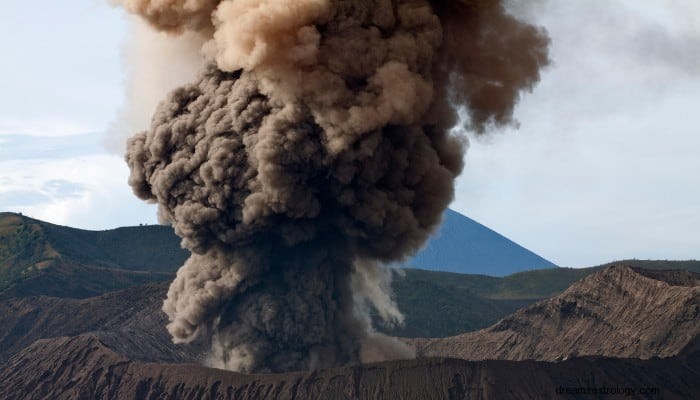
[1,0,698,267]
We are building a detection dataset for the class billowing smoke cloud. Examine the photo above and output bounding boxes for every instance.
[119,0,549,373]
[105,15,206,153]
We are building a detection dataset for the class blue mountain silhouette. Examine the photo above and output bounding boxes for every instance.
[405,209,557,276]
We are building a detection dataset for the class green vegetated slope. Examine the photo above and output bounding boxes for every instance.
[0,263,173,300]
[0,213,184,298]
[0,214,59,289]
[37,219,188,272]
[388,272,535,337]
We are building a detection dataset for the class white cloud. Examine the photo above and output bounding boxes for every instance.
[0,132,104,161]
[0,154,157,229]
[453,0,700,266]
[0,120,96,138]
[0,1,127,140]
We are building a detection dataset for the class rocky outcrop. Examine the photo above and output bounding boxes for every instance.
[411,265,700,361]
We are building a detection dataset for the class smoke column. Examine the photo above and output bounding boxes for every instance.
[118,0,549,373]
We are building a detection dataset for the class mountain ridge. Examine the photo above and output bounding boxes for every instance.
[2,313,698,400]
[1,227,698,400]
[407,209,557,275]
[2,265,696,365]
[2,211,699,340]
[1,213,698,398]
[410,265,700,361]
[1,210,557,279]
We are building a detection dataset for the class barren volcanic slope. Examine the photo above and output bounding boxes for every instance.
[2,213,699,398]
[1,265,698,399]
[1,333,698,400]
[412,265,700,361]
[0,282,206,364]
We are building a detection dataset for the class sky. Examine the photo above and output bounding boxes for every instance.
[0,0,698,268]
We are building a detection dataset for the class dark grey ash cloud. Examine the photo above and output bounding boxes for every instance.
[120,0,549,373]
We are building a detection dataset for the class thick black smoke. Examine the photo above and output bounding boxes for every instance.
[121,0,549,373]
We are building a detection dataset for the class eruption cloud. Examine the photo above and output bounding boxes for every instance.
[120,0,549,373]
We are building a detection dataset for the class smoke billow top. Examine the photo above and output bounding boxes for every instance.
[118,0,549,373]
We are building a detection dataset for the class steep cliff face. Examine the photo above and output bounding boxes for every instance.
[1,334,697,400]
[411,266,700,361]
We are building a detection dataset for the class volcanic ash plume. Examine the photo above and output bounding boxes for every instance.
[121,0,549,373]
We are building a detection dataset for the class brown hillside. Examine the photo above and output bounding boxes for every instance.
[410,265,700,361]
[0,282,206,363]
